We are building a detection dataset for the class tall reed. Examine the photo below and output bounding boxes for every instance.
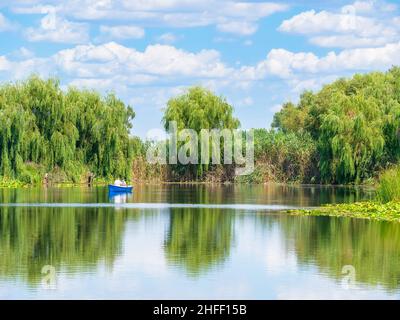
[376,166,400,203]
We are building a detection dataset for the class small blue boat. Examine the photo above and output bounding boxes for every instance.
[108,184,133,193]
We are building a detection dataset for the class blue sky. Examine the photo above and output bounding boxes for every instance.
[1,0,400,138]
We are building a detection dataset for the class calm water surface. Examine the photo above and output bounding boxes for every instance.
[1,184,399,299]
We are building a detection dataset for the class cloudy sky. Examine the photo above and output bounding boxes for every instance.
[0,0,399,138]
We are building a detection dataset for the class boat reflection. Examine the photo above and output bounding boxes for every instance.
[108,191,133,204]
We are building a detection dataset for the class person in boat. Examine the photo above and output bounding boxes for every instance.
[121,179,127,186]
[114,178,122,186]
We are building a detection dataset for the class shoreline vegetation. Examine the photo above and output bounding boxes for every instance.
[2,68,400,187]
[1,69,400,221]
[288,166,400,222]
[287,201,400,223]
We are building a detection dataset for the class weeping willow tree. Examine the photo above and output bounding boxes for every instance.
[272,67,400,184]
[0,75,135,183]
[162,87,240,180]
[319,94,385,183]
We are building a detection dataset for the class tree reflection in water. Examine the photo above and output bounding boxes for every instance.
[256,214,400,291]
[0,206,128,284]
[0,186,399,293]
[164,208,234,276]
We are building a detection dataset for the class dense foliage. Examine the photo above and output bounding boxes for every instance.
[2,68,400,185]
[162,86,240,180]
[237,129,317,183]
[273,67,400,184]
[0,76,135,183]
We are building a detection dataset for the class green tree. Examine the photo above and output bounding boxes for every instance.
[0,75,136,183]
[162,87,240,180]
[272,67,400,183]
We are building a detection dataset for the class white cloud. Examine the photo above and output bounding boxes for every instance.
[345,0,397,13]
[156,32,180,44]
[8,47,35,60]
[49,39,390,96]
[257,42,400,78]
[309,35,394,48]
[2,31,399,120]
[59,0,289,22]
[393,16,400,27]
[344,0,375,13]
[52,42,232,79]
[99,25,145,40]
[0,56,11,71]
[269,104,282,112]
[217,21,258,36]
[288,75,340,94]
[229,40,400,107]
[278,9,395,37]
[17,47,34,58]
[238,49,321,80]
[0,41,234,86]
[11,1,288,34]
[3,37,399,92]
[278,2,400,48]
[10,3,56,14]
[0,56,51,79]
[0,13,12,31]
[238,97,254,107]
[68,77,121,90]
[25,9,89,43]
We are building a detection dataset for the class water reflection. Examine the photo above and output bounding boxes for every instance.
[108,191,132,204]
[164,208,234,276]
[0,184,374,206]
[0,185,398,299]
[276,216,400,291]
[0,206,128,284]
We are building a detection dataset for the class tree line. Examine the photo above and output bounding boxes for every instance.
[1,68,400,185]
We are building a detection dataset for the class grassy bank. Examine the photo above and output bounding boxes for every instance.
[0,172,111,188]
[0,178,27,188]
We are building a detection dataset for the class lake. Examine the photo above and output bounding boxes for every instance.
[0,184,399,299]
